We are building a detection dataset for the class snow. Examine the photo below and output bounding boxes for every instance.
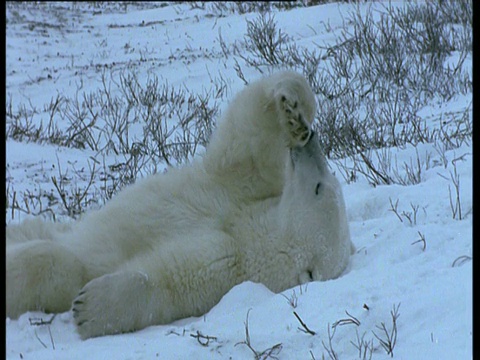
[6,1,472,359]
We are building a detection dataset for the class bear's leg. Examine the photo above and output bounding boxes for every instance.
[73,233,237,339]
[6,240,87,318]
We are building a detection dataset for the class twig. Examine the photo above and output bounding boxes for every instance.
[190,330,217,347]
[411,231,427,251]
[29,314,56,326]
[322,324,338,360]
[452,255,472,267]
[34,330,48,349]
[293,311,316,335]
[332,310,361,328]
[48,326,55,350]
[388,197,403,223]
[448,159,462,220]
[281,290,298,308]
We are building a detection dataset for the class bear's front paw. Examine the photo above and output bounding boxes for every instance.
[72,271,150,339]
[279,94,312,147]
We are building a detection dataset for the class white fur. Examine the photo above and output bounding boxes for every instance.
[6,71,354,338]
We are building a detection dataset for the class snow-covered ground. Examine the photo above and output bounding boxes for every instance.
[6,2,472,359]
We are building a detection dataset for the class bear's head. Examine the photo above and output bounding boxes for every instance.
[281,131,352,281]
[288,131,332,201]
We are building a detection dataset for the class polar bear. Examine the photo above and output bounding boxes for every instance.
[6,71,354,339]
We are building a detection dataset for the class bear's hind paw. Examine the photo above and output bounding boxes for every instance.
[72,272,151,339]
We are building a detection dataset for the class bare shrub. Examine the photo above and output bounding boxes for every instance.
[190,1,305,17]
[234,12,291,70]
[235,309,283,360]
[5,184,57,222]
[350,330,374,360]
[6,68,221,220]
[446,158,463,221]
[232,0,472,164]
[372,303,401,357]
[50,158,98,218]
[322,323,338,360]
[28,314,56,350]
[6,0,472,221]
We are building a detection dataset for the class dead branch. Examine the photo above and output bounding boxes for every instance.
[293,311,316,335]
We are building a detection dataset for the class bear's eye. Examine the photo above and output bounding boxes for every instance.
[293,101,298,109]
[315,182,321,195]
